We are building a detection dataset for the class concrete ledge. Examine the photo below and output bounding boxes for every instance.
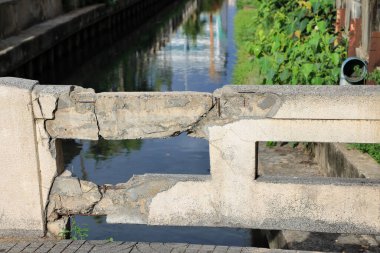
[0,4,103,75]
[314,143,380,179]
[0,0,63,39]
[214,85,380,120]
[0,0,154,75]
[37,85,380,139]
[0,77,45,236]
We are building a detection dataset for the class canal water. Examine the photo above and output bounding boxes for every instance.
[26,0,259,246]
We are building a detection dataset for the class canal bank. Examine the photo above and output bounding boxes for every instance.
[231,0,380,251]
[1,0,379,251]
[0,0,177,77]
[55,0,253,246]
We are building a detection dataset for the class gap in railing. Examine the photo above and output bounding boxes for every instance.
[257,142,380,179]
[62,133,210,185]
[71,215,269,247]
[257,142,321,178]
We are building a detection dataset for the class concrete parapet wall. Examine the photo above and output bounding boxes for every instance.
[0,77,379,238]
[42,84,380,140]
[0,78,46,237]
[0,0,63,39]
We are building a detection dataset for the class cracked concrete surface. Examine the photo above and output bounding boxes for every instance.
[1,77,380,238]
[21,82,380,237]
[46,173,210,235]
[35,84,380,141]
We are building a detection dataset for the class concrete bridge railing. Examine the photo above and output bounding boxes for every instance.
[0,77,379,238]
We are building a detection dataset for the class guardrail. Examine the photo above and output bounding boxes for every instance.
[0,77,379,238]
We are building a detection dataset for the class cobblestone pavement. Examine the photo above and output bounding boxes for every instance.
[0,240,323,253]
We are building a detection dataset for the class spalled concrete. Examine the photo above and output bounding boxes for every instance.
[47,173,209,231]
[37,84,380,140]
[95,92,213,139]
[45,87,98,140]
[1,77,379,238]
[32,85,69,209]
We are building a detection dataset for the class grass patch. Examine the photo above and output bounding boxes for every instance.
[349,144,380,164]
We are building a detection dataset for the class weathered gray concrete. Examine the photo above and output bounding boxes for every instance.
[46,104,380,235]
[0,77,44,237]
[45,87,98,140]
[95,92,213,139]
[32,85,68,209]
[147,120,379,234]
[192,85,380,138]
[313,143,380,179]
[258,143,321,177]
[36,85,380,140]
[1,78,380,238]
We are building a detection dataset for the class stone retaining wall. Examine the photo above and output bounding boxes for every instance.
[0,0,172,76]
[313,143,380,179]
[0,0,63,39]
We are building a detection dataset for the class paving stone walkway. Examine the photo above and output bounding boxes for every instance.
[0,240,323,253]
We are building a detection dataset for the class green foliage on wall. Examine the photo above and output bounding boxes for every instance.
[368,69,380,84]
[233,0,347,85]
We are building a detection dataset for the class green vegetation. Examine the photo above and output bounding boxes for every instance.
[350,69,380,164]
[349,144,380,164]
[233,0,378,163]
[233,0,346,85]
[368,69,380,84]
[60,216,89,240]
[86,139,142,162]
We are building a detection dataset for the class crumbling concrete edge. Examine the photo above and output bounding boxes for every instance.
[46,172,209,237]
[29,83,380,238]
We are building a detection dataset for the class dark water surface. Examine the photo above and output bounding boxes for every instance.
[30,0,256,246]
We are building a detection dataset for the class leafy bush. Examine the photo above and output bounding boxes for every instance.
[233,0,347,85]
[368,69,380,84]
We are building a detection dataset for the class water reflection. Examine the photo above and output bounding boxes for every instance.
[59,0,246,245]
[58,0,234,92]
[63,0,236,176]
[66,134,210,185]
[85,139,143,162]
